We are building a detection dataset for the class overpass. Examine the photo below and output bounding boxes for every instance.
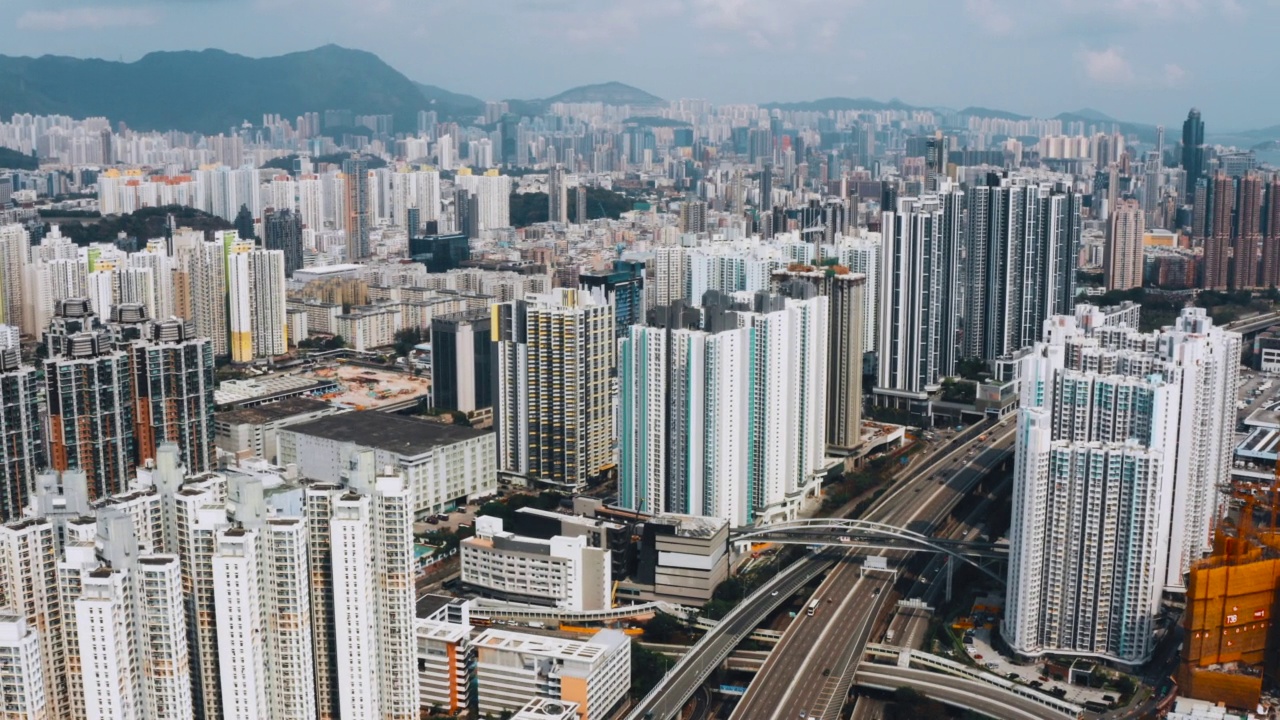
[1226,310,1280,336]
[858,643,1082,720]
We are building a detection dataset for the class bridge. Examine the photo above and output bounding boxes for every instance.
[858,644,1083,720]
[732,518,1008,580]
[1226,310,1280,336]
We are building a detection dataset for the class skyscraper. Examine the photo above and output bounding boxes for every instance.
[493,289,614,491]
[133,318,216,473]
[0,347,42,521]
[1004,306,1239,666]
[963,174,1081,361]
[1105,198,1145,291]
[228,247,287,363]
[175,239,229,357]
[1263,177,1280,288]
[430,309,493,415]
[343,157,370,260]
[877,189,962,413]
[1202,172,1233,290]
[771,266,865,454]
[1234,172,1263,289]
[0,224,29,333]
[579,261,645,339]
[548,164,568,224]
[619,289,829,525]
[679,199,708,233]
[263,207,304,277]
[1182,108,1205,203]
[44,302,136,501]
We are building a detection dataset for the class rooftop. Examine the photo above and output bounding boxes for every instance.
[287,412,490,456]
[474,627,626,661]
[216,397,338,425]
[648,513,726,538]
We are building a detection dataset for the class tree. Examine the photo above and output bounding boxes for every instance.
[643,612,683,643]
[630,644,669,699]
[394,327,423,358]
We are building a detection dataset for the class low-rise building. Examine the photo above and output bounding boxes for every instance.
[474,628,629,720]
[335,304,402,351]
[461,516,611,611]
[619,514,728,605]
[512,698,580,720]
[414,619,473,716]
[214,397,343,463]
[278,412,496,516]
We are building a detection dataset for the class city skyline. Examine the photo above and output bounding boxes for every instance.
[1,1,1276,129]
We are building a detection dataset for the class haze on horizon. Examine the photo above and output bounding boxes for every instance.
[1,0,1272,131]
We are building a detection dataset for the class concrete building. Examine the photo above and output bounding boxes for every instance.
[473,628,630,720]
[279,412,496,516]
[431,308,493,416]
[227,244,287,363]
[132,318,217,473]
[174,239,229,357]
[0,347,42,522]
[0,613,49,720]
[621,514,729,605]
[1106,198,1145,291]
[414,619,473,715]
[619,290,829,525]
[493,289,614,491]
[1004,306,1240,666]
[461,516,611,611]
[214,397,343,463]
[0,224,29,332]
[335,304,402,352]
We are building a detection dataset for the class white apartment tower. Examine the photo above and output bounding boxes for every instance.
[175,239,229,357]
[0,224,29,333]
[1004,306,1239,666]
[0,614,50,720]
[227,243,287,363]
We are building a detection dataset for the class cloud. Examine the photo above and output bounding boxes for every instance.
[17,7,159,30]
[1079,47,1135,84]
[690,0,860,50]
[1162,62,1186,86]
[965,0,1015,34]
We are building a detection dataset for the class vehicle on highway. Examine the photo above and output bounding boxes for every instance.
[838,535,852,543]
[806,598,819,616]
[872,586,881,596]
[798,711,807,719]
[771,590,779,596]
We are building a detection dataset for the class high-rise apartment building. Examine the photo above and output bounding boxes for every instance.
[430,308,493,414]
[1234,172,1263,289]
[1264,177,1280,288]
[1182,108,1205,203]
[1202,172,1234,290]
[548,164,568,224]
[264,207,304,277]
[1105,198,1145,291]
[619,289,829,525]
[0,348,42,521]
[493,289,614,491]
[771,266,865,453]
[877,190,962,412]
[342,157,370,261]
[0,614,49,719]
[133,318,216,473]
[175,239,229,357]
[579,261,645,338]
[227,246,287,363]
[1004,306,1239,666]
[679,199,708,233]
[44,310,136,501]
[962,174,1081,361]
[0,224,29,333]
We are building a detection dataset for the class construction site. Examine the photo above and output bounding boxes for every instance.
[1180,468,1280,713]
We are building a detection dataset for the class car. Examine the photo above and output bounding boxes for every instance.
[771,591,779,597]
[974,654,983,660]
[798,711,808,719]
[872,586,881,596]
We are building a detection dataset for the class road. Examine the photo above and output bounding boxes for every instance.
[728,425,1017,720]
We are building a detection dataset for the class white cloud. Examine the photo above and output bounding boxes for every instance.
[1079,47,1135,84]
[691,0,860,50]
[17,7,159,31]
[1162,62,1186,86]
[965,0,1015,34]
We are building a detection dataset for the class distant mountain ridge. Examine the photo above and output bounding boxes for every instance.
[0,44,1276,145]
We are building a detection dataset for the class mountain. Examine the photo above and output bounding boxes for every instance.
[1063,107,1116,122]
[763,97,918,112]
[0,45,474,134]
[545,82,664,106]
[1055,110,1159,143]
[415,82,485,118]
[958,106,1029,121]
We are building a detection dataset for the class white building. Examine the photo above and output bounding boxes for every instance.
[415,619,473,715]
[619,289,828,525]
[278,412,496,516]
[1003,306,1240,666]
[461,516,611,611]
[227,238,287,363]
[0,613,49,720]
[474,628,630,720]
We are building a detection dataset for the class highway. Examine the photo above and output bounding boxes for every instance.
[728,424,1017,720]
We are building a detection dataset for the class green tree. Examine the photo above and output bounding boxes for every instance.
[394,327,423,358]
[630,644,669,699]
[643,612,683,643]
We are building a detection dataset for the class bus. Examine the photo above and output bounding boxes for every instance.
[807,598,820,616]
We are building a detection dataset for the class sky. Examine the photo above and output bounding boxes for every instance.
[1,0,1276,131]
